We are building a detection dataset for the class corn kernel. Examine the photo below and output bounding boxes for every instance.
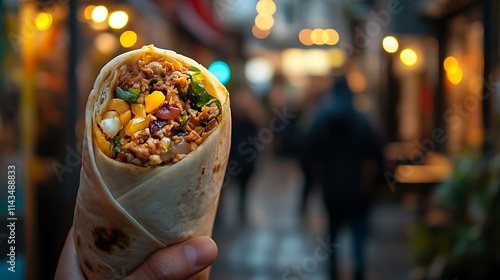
[145,91,165,113]
[95,129,114,157]
[137,95,145,104]
[125,116,150,136]
[120,110,132,125]
[108,98,130,114]
[131,103,146,117]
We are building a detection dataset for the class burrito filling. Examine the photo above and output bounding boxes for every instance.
[96,55,221,166]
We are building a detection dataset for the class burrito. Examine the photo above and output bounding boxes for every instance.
[73,45,230,279]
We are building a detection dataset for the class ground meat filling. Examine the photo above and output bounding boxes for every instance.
[97,56,220,166]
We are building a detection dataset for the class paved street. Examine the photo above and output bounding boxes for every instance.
[212,154,416,280]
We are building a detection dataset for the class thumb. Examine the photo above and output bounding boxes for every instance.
[125,236,218,280]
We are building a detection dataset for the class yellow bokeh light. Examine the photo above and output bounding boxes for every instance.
[382,36,399,53]
[255,14,274,30]
[329,48,345,68]
[91,5,108,23]
[325,29,339,45]
[400,48,418,67]
[108,11,129,29]
[252,25,270,39]
[311,29,324,45]
[120,30,138,48]
[299,29,313,46]
[447,65,463,85]
[35,12,52,31]
[443,56,458,71]
[256,0,276,16]
[321,30,329,45]
[84,5,95,20]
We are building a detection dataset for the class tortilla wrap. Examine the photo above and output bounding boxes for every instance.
[73,45,231,279]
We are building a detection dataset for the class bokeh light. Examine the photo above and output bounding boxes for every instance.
[252,25,270,39]
[329,48,345,68]
[120,30,138,48]
[255,14,274,30]
[245,57,274,85]
[91,5,108,23]
[256,0,276,15]
[84,5,95,20]
[400,48,418,67]
[108,11,129,29]
[443,56,459,71]
[382,36,399,53]
[446,65,463,85]
[325,29,339,45]
[299,29,313,46]
[311,29,325,45]
[35,12,52,31]
[304,49,330,76]
[208,61,231,85]
[95,32,119,55]
[347,71,368,93]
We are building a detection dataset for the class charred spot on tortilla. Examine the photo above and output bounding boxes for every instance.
[76,235,81,247]
[92,226,129,253]
[213,163,221,174]
[181,188,192,197]
[96,49,222,167]
[196,175,202,190]
[84,259,94,272]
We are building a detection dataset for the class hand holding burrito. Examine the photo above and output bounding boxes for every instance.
[72,45,231,279]
[55,228,218,280]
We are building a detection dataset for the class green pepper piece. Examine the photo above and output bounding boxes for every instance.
[115,86,140,103]
[180,110,189,127]
[112,136,121,153]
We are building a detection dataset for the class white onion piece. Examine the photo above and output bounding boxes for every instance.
[170,142,191,155]
[103,110,120,120]
[160,150,175,161]
[100,118,122,138]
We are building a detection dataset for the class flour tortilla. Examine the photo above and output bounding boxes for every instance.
[73,45,231,279]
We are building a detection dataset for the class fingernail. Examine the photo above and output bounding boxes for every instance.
[184,237,217,267]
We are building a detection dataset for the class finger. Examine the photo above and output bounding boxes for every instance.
[125,236,218,280]
[54,227,85,280]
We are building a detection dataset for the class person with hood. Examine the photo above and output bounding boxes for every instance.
[305,75,384,280]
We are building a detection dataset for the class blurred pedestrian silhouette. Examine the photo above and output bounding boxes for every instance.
[226,87,266,224]
[305,75,384,280]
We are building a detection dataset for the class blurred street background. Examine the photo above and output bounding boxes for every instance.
[2,0,500,279]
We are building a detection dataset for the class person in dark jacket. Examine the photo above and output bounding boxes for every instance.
[305,75,384,280]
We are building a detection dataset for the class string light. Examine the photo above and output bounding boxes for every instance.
[400,48,418,67]
[382,36,399,53]
[253,0,276,39]
[299,28,340,46]
[108,11,129,29]
[91,5,108,23]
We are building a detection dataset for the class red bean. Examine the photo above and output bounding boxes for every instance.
[155,104,182,120]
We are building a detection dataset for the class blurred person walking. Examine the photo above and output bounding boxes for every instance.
[226,87,266,224]
[305,75,384,280]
